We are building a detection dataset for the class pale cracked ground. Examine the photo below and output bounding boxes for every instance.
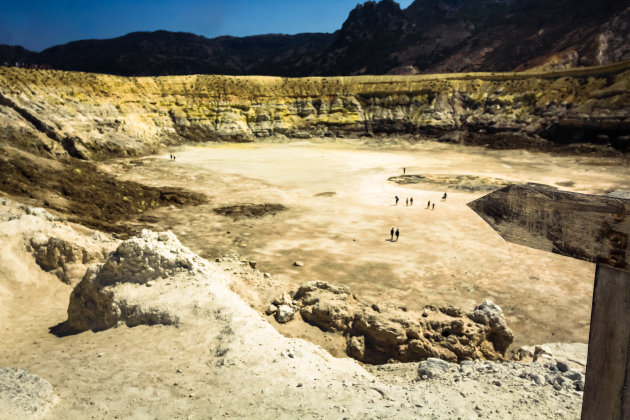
[106,139,630,351]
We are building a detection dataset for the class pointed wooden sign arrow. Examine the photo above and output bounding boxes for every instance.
[467,183,630,272]
[468,184,630,420]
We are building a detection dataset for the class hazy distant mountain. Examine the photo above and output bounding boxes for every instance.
[2,0,629,76]
[17,31,333,76]
[0,45,36,65]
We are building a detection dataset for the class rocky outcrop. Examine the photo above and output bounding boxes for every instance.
[1,63,629,161]
[27,236,110,285]
[0,367,57,418]
[513,342,588,375]
[0,198,119,285]
[415,358,585,393]
[521,6,630,72]
[56,230,216,334]
[271,280,514,364]
[3,197,586,418]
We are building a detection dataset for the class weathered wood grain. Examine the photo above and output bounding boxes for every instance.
[467,184,630,272]
[582,265,630,420]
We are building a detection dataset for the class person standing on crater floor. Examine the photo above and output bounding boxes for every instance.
[410,197,413,206]
[390,227,394,241]
[395,228,400,241]
[395,195,399,205]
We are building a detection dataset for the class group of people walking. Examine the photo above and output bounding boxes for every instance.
[395,194,446,209]
[390,191,448,241]
[394,196,415,206]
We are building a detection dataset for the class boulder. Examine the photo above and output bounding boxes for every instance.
[22,205,59,221]
[4,201,117,285]
[417,358,452,379]
[513,342,587,374]
[0,367,57,417]
[277,281,514,364]
[29,236,99,284]
[272,292,293,307]
[556,360,569,373]
[534,344,553,357]
[469,299,514,354]
[275,305,295,324]
[55,230,212,334]
[346,335,366,360]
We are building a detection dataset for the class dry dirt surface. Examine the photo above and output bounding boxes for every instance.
[2,138,629,419]
[110,139,630,352]
[0,197,586,419]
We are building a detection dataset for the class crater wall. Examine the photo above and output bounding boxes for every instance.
[1,62,629,160]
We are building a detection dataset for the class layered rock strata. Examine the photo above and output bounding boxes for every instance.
[268,281,514,364]
[1,62,629,161]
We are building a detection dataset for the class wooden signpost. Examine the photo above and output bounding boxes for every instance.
[468,184,630,420]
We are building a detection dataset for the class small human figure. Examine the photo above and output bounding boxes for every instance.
[406,198,409,206]
[427,200,430,209]
[410,197,413,206]
[173,155,176,161]
[395,228,400,241]
[442,192,447,201]
[390,227,394,241]
[403,167,406,174]
[395,195,399,205]
[432,203,435,210]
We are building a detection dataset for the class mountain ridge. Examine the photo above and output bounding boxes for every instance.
[1,0,629,76]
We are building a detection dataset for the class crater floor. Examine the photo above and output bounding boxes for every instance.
[108,139,630,351]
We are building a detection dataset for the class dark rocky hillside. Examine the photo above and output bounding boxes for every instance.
[28,31,332,76]
[1,0,629,76]
[0,45,36,65]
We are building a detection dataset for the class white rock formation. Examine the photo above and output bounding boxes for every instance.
[0,198,118,286]
[61,230,219,333]
[4,217,584,418]
[0,367,57,418]
[417,357,451,379]
[275,304,295,323]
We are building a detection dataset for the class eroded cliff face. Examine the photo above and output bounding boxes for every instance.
[1,62,629,160]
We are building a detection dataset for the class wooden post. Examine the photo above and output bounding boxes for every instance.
[467,185,630,419]
[582,265,630,419]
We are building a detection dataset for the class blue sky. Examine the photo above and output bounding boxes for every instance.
[0,0,415,52]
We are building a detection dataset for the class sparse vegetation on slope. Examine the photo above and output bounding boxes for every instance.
[0,146,206,236]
